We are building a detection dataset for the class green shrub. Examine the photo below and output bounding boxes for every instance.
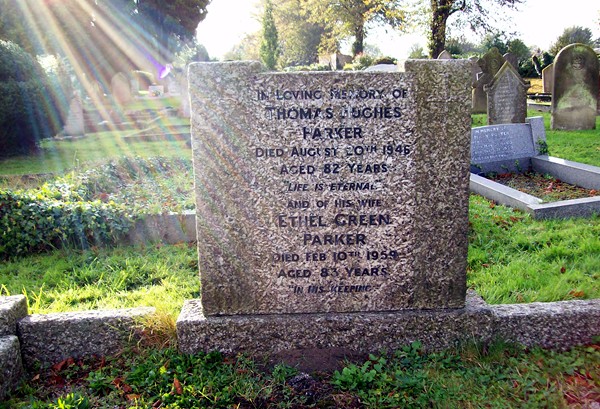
[0,40,61,157]
[0,189,134,259]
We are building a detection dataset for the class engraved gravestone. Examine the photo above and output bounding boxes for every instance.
[111,72,132,106]
[189,60,472,317]
[470,116,546,174]
[62,94,85,137]
[552,43,599,130]
[485,61,531,124]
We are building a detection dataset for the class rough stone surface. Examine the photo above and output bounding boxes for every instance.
[177,292,495,356]
[0,295,28,337]
[0,336,24,400]
[485,62,530,125]
[551,43,599,130]
[18,307,155,368]
[491,299,600,349]
[503,53,518,69]
[189,60,472,316]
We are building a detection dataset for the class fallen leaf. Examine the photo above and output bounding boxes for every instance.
[569,290,585,298]
[126,394,141,401]
[173,378,183,395]
[560,266,566,274]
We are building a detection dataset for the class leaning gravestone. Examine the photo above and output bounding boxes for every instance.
[472,48,505,113]
[552,43,599,130]
[485,61,531,125]
[178,60,473,354]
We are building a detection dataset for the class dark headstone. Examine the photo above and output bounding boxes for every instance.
[551,43,599,130]
[472,48,505,114]
[485,62,531,125]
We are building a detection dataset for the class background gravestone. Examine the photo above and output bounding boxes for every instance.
[542,63,554,94]
[503,53,518,69]
[189,60,472,316]
[472,48,505,113]
[437,50,452,59]
[111,72,132,106]
[551,43,599,130]
[485,61,531,124]
[62,94,85,137]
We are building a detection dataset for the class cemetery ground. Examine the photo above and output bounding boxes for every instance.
[0,111,599,407]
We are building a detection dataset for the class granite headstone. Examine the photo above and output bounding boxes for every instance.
[551,43,599,130]
[189,60,472,316]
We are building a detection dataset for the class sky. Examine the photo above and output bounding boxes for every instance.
[196,0,600,61]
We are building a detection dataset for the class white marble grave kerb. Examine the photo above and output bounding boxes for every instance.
[189,60,473,316]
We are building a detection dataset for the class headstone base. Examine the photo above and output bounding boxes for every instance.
[176,293,494,357]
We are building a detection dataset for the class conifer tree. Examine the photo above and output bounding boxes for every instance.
[260,0,279,70]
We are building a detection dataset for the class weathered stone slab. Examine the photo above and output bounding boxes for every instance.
[18,307,154,368]
[0,336,24,400]
[111,72,132,106]
[189,60,472,316]
[485,61,530,124]
[437,50,452,59]
[470,116,546,174]
[551,43,599,130]
[62,95,85,137]
[0,295,27,337]
[472,48,505,114]
[491,299,600,350]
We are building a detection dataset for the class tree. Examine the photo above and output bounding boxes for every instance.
[260,0,279,69]
[275,0,327,67]
[428,0,523,59]
[549,26,594,56]
[305,0,405,57]
[0,0,211,87]
[0,40,60,156]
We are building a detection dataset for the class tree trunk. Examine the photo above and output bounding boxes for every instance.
[352,23,365,56]
[429,0,449,59]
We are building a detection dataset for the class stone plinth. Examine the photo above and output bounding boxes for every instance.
[189,60,472,317]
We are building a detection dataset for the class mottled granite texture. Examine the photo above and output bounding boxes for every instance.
[177,292,495,355]
[0,336,24,400]
[490,299,600,350]
[0,295,28,336]
[18,307,155,368]
[189,60,473,316]
[177,294,599,357]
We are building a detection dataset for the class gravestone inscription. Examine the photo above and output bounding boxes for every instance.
[190,60,472,317]
[485,62,530,124]
[552,43,599,130]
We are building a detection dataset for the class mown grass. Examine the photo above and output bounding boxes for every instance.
[2,339,598,408]
[0,244,199,317]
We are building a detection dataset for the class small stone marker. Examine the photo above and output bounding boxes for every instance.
[111,72,132,106]
[189,60,472,317]
[542,63,554,94]
[551,43,599,130]
[437,50,452,59]
[62,94,85,137]
[485,61,531,125]
[470,116,546,174]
